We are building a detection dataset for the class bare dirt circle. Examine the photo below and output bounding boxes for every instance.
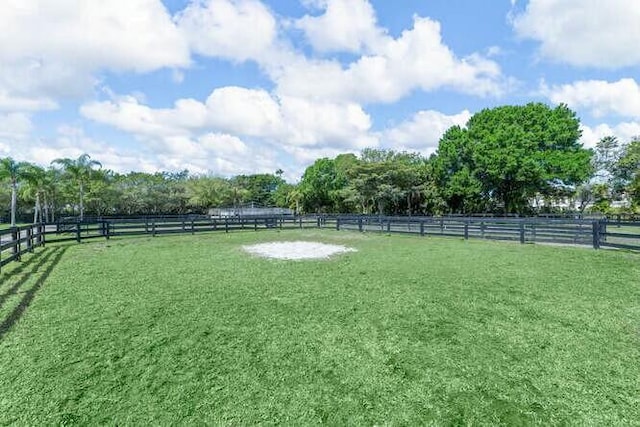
[242,241,357,260]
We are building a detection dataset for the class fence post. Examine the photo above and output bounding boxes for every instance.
[254,218,258,231]
[35,224,41,247]
[38,223,45,247]
[152,220,157,237]
[386,220,391,233]
[531,223,536,242]
[317,217,321,228]
[191,220,195,235]
[358,217,363,232]
[464,221,469,240]
[225,217,229,233]
[336,217,340,231]
[11,227,20,260]
[420,221,425,236]
[26,227,33,252]
[76,221,81,242]
[519,221,525,244]
[592,220,600,249]
[105,222,110,240]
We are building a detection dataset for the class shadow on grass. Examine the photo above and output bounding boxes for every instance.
[0,249,55,308]
[0,246,68,340]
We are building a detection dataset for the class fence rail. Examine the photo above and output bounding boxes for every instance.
[1,215,638,273]
[598,220,640,250]
[0,224,46,268]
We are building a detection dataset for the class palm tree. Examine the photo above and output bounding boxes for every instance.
[21,165,47,223]
[51,154,102,220]
[0,157,30,227]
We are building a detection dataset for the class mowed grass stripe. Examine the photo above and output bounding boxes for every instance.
[0,230,638,425]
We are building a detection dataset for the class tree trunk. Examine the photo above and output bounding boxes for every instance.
[33,193,41,224]
[43,194,49,223]
[79,181,84,220]
[10,181,17,227]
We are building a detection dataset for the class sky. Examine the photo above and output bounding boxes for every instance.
[1,0,640,182]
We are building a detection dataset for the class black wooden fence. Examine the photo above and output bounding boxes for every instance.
[1,215,639,273]
[0,224,47,270]
[324,215,640,250]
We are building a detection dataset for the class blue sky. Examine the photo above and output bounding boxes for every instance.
[1,0,639,181]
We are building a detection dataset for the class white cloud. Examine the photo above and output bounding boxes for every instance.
[79,86,381,178]
[0,113,33,141]
[0,0,189,108]
[81,95,205,138]
[176,0,278,62]
[279,96,377,149]
[543,78,640,119]
[512,0,640,68]
[0,91,57,113]
[6,123,278,177]
[199,133,249,157]
[580,122,640,149]
[152,134,278,176]
[384,110,471,154]
[205,87,283,137]
[0,0,518,178]
[176,0,505,105]
[274,16,504,103]
[295,0,385,53]
[0,0,189,72]
[81,87,376,151]
[3,125,153,173]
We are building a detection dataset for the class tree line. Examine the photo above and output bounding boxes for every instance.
[298,103,638,215]
[2,103,639,225]
[0,154,289,226]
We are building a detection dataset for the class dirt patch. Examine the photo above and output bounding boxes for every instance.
[243,241,357,260]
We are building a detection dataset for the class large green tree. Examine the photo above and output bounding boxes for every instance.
[344,150,429,215]
[431,126,485,213]
[299,158,342,213]
[434,103,593,214]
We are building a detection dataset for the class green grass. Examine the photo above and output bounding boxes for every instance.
[604,224,640,248]
[0,222,30,231]
[1,230,639,425]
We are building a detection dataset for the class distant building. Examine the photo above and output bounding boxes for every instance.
[208,202,294,218]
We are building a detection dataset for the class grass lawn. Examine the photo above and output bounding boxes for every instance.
[0,222,30,231]
[603,224,640,248]
[0,230,639,424]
